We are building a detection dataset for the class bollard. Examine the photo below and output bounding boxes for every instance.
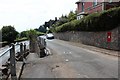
[10,43,17,80]
[20,43,23,61]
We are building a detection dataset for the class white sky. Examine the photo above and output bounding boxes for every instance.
[0,0,77,32]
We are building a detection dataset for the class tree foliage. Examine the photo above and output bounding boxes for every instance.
[38,26,47,33]
[20,31,28,38]
[1,25,19,43]
[27,29,37,40]
[51,11,77,31]
[68,11,77,22]
[35,11,77,33]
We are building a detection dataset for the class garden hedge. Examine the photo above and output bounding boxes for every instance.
[54,7,120,32]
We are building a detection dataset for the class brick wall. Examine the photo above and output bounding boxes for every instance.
[54,26,120,51]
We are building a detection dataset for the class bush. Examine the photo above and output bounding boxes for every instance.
[36,31,45,36]
[15,37,28,42]
[54,7,120,32]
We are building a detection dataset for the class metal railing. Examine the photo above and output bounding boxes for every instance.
[0,42,29,80]
[0,43,20,67]
[0,47,12,58]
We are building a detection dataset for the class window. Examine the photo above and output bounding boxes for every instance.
[109,0,112,3]
[93,0,98,7]
[82,2,84,12]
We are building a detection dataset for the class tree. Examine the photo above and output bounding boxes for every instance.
[19,31,28,38]
[59,15,68,24]
[68,11,77,22]
[1,25,19,43]
[55,17,58,22]
[38,26,47,33]
[52,15,68,28]
[44,22,50,29]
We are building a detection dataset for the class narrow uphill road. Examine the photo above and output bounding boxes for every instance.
[21,39,118,78]
[46,39,118,78]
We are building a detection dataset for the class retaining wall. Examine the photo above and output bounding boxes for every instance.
[54,26,120,51]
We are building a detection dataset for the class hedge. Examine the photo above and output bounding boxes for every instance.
[15,37,28,42]
[54,7,120,32]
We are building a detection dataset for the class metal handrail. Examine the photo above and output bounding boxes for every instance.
[0,46,12,57]
[0,43,19,58]
[0,42,28,79]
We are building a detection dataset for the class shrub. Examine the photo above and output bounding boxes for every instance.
[15,37,28,42]
[54,7,120,32]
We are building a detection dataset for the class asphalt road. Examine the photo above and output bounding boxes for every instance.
[46,39,118,78]
[21,39,118,78]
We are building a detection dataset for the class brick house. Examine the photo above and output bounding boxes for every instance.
[76,0,120,20]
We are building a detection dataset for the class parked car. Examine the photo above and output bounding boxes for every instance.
[46,33,54,39]
[39,35,46,39]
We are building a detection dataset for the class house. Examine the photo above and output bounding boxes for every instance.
[76,0,120,20]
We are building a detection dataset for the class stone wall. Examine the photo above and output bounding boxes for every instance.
[54,26,120,51]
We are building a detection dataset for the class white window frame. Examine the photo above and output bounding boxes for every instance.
[109,0,112,3]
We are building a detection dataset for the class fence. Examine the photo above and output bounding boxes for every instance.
[0,43,29,80]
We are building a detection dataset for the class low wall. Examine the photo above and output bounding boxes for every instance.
[54,27,120,51]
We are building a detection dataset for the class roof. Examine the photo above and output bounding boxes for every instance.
[75,0,83,4]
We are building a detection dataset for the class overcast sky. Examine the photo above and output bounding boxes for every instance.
[0,0,77,32]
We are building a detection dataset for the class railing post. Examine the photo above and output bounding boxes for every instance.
[24,43,26,54]
[20,43,23,61]
[10,43,17,80]
[23,43,26,63]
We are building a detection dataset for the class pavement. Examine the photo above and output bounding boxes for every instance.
[21,52,70,78]
[21,52,92,78]
[16,62,23,77]
[0,62,24,79]
[20,53,58,78]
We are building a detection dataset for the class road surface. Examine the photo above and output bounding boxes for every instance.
[48,39,118,78]
[21,39,118,78]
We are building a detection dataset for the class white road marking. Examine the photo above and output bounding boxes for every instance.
[77,74,89,78]
[83,75,89,78]
[78,74,81,75]
[65,59,69,62]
